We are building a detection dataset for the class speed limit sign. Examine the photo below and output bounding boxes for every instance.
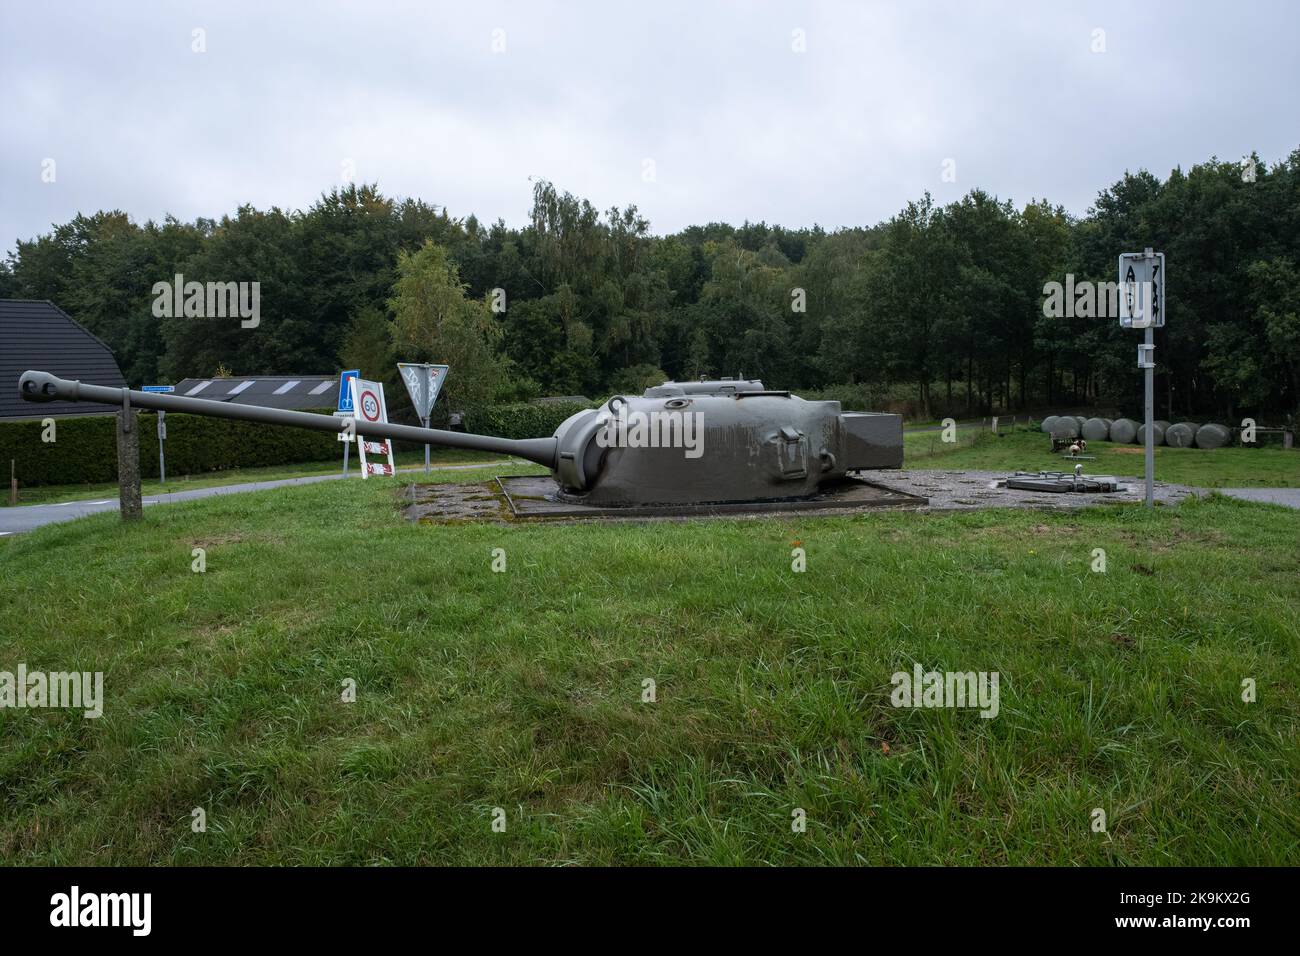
[358,388,381,422]
[346,377,395,479]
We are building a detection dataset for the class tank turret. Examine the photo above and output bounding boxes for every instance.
[19,371,902,507]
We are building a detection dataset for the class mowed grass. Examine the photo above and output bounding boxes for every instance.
[1,469,1298,865]
[906,428,1300,488]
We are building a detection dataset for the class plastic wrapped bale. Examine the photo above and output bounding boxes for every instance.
[1195,423,1232,449]
[1081,417,1110,441]
[1051,417,1080,439]
[1137,422,1166,446]
[1155,420,1171,432]
[1109,418,1138,443]
[1165,422,1197,448]
[1074,415,1087,430]
[1040,415,1060,434]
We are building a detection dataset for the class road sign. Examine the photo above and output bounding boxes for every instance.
[1117,250,1165,329]
[142,386,173,483]
[336,369,360,413]
[1120,248,1165,508]
[347,378,395,479]
[396,363,449,420]
[397,362,450,474]
[333,410,353,442]
[333,411,354,478]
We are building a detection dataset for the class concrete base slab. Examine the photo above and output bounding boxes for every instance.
[492,474,927,519]
[400,468,1204,525]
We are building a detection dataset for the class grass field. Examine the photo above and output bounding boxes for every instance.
[1,465,1297,865]
[905,428,1300,487]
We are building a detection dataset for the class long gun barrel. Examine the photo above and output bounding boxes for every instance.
[18,370,558,470]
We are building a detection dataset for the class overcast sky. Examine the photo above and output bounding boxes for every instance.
[2,0,1297,253]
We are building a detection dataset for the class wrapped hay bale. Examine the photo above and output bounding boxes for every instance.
[1165,422,1197,448]
[1051,417,1080,439]
[1137,422,1166,446]
[1081,417,1110,441]
[1109,418,1138,443]
[1194,423,1231,449]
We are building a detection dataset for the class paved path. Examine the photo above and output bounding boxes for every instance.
[1216,488,1300,508]
[0,462,510,535]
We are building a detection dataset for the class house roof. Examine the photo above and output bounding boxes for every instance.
[170,375,340,410]
[0,299,128,419]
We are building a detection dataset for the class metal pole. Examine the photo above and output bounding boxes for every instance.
[422,416,430,475]
[1144,324,1154,508]
[157,409,166,484]
[343,439,350,476]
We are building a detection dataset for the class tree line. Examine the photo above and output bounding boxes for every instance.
[3,148,1297,421]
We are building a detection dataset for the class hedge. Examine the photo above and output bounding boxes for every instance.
[462,401,592,440]
[2,399,599,486]
[1,410,340,486]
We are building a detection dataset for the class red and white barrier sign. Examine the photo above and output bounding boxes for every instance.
[347,377,396,479]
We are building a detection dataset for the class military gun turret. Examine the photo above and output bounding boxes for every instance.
[19,371,902,507]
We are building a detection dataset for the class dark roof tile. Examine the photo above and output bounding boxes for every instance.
[0,300,127,420]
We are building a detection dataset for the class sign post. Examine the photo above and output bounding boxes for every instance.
[142,385,174,483]
[336,370,360,476]
[348,377,396,478]
[1118,249,1165,508]
[397,363,450,475]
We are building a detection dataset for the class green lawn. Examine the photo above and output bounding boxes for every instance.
[1,469,1297,865]
[905,428,1300,487]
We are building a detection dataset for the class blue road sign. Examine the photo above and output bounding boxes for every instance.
[141,385,174,393]
[337,369,360,413]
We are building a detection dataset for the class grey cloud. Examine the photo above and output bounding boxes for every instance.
[2,0,1297,253]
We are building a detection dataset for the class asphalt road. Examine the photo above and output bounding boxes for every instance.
[0,461,509,535]
[1216,488,1300,508]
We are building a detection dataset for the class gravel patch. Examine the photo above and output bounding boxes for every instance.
[869,469,1202,511]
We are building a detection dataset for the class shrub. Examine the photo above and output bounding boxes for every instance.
[1,410,340,486]
[461,401,591,440]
